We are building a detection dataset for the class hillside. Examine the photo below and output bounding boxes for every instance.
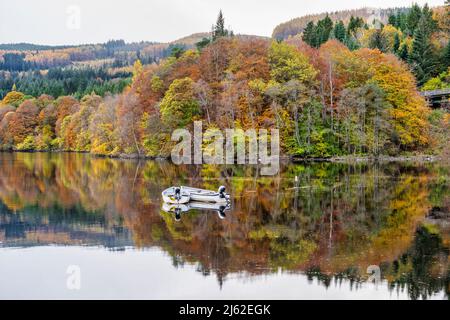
[272,7,408,40]
[0,32,270,99]
[0,5,448,160]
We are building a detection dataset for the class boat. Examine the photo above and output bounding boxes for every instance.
[162,201,231,221]
[161,186,230,204]
[161,187,191,204]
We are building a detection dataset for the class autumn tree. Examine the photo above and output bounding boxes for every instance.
[7,99,40,146]
[116,92,143,155]
[160,77,200,128]
[268,41,318,154]
[54,96,79,136]
[60,93,102,151]
[0,105,15,123]
[357,49,431,149]
[90,96,120,155]
[268,41,317,84]
[1,90,26,107]
[36,101,57,150]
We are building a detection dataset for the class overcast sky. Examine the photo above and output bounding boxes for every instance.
[0,0,445,45]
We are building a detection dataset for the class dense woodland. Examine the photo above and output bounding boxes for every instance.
[0,4,449,158]
[0,40,189,98]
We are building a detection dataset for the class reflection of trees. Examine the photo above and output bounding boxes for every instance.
[385,225,449,300]
[0,152,448,299]
[306,225,450,300]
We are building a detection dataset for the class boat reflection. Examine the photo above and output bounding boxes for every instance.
[162,201,231,221]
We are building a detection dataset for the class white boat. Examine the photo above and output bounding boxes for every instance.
[161,186,230,204]
[161,187,191,204]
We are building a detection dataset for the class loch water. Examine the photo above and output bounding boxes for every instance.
[0,152,448,299]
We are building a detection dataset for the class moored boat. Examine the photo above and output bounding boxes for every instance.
[161,186,230,204]
[161,187,191,204]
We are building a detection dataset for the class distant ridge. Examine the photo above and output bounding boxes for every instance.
[0,33,269,52]
[272,7,410,40]
[0,43,78,51]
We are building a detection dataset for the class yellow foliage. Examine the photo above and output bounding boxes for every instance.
[1,91,25,107]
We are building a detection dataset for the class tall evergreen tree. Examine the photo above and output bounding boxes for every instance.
[409,16,437,85]
[406,3,422,35]
[212,10,229,41]
[388,14,397,27]
[443,41,450,70]
[396,12,407,31]
[393,33,401,53]
[421,4,438,34]
[398,43,409,61]
[317,15,333,45]
[196,37,211,51]
[302,21,316,47]
[333,21,346,42]
[369,29,388,53]
[347,16,364,37]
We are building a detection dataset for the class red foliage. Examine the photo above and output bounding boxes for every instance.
[55,96,79,135]
[7,100,40,144]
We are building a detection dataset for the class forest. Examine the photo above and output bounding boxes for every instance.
[0,3,448,158]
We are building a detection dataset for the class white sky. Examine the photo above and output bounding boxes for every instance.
[0,0,445,45]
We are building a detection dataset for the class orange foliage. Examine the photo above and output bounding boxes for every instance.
[54,96,79,135]
[7,100,40,144]
[355,48,431,148]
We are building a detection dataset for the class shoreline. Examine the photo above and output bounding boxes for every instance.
[1,150,445,164]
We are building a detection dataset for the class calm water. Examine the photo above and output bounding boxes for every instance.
[0,152,448,300]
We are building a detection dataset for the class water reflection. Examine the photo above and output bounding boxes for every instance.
[161,202,231,221]
[0,152,448,299]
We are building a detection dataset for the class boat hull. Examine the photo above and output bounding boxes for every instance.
[161,186,230,204]
[161,187,191,204]
[181,186,230,204]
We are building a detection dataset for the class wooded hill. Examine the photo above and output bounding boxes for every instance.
[272,7,406,40]
[0,5,448,159]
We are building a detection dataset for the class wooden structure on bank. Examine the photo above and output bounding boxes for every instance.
[420,88,450,110]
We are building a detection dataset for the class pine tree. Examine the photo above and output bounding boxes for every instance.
[213,10,228,41]
[409,16,437,85]
[170,45,185,59]
[369,29,388,53]
[388,14,397,27]
[393,33,400,53]
[347,16,364,37]
[406,3,422,36]
[398,43,409,61]
[317,15,333,45]
[333,21,346,42]
[443,41,450,70]
[302,21,316,47]
[196,37,211,51]
[395,12,407,31]
[421,4,438,34]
